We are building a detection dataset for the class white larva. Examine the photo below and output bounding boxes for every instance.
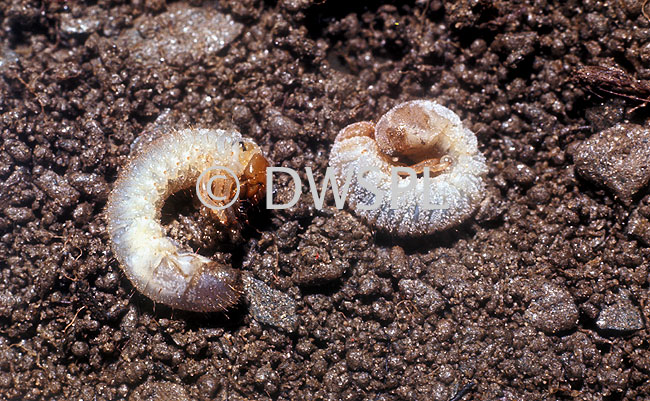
[328,100,488,236]
[106,128,269,312]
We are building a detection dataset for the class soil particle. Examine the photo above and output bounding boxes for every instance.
[584,100,626,133]
[0,43,18,73]
[130,381,192,401]
[3,206,34,224]
[254,363,280,396]
[71,340,90,357]
[596,292,645,333]
[398,279,446,318]
[4,138,31,163]
[117,2,243,65]
[266,109,303,140]
[291,242,348,285]
[244,275,298,333]
[290,213,370,285]
[59,6,104,37]
[493,32,538,69]
[34,170,80,209]
[628,202,650,245]
[503,161,536,186]
[523,281,579,334]
[71,202,94,224]
[474,186,505,223]
[573,123,650,205]
[68,172,109,201]
[3,0,650,399]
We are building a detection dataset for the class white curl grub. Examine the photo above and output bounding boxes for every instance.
[328,100,488,236]
[106,128,268,312]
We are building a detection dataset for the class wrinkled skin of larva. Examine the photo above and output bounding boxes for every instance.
[329,100,488,236]
[106,128,269,312]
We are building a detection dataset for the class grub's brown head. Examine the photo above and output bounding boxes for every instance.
[239,145,270,206]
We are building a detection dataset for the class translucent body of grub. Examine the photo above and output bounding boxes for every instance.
[106,128,268,312]
[329,100,487,236]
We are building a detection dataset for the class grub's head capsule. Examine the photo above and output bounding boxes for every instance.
[375,100,454,161]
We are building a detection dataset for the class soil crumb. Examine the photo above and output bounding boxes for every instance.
[1,0,650,400]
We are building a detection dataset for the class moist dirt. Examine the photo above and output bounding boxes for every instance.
[1,0,650,400]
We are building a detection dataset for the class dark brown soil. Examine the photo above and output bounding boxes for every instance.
[2,0,650,400]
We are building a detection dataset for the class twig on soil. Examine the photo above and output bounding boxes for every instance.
[448,381,476,401]
[14,74,45,115]
[61,271,79,282]
[10,343,45,370]
[396,300,423,319]
[477,6,526,30]
[572,65,650,111]
[64,306,86,334]
[418,0,431,33]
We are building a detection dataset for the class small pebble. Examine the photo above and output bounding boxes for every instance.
[71,341,89,357]
[627,208,650,246]
[266,110,302,139]
[398,279,446,317]
[34,171,80,208]
[4,207,35,224]
[596,293,644,332]
[59,6,103,36]
[118,3,243,65]
[69,172,109,201]
[244,275,297,333]
[525,282,579,334]
[130,381,191,401]
[574,123,650,204]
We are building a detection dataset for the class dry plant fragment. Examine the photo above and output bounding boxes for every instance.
[573,65,650,104]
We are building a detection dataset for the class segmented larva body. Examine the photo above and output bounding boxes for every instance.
[329,100,488,236]
[106,128,268,312]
